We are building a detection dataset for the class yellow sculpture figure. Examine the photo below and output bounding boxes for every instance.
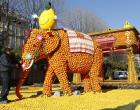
[123,20,133,28]
[39,2,57,30]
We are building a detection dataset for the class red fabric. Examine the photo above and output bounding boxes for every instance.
[67,30,94,55]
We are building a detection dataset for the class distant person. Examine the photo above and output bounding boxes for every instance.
[0,48,13,104]
[10,52,22,86]
[11,52,21,68]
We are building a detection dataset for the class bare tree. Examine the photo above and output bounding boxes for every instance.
[20,0,65,20]
[0,0,64,29]
[1,0,65,21]
[3,0,106,33]
[61,7,107,33]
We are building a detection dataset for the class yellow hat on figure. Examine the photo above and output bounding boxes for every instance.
[39,2,57,30]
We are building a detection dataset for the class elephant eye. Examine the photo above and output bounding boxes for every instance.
[33,44,37,47]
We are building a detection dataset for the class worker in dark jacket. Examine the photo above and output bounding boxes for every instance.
[0,48,13,104]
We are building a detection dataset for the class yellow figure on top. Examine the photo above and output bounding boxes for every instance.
[123,20,133,28]
[39,2,57,30]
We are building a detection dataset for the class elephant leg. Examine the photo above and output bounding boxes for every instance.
[43,66,54,96]
[90,47,103,93]
[54,66,72,96]
[82,74,92,92]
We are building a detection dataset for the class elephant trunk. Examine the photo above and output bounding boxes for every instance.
[16,70,29,99]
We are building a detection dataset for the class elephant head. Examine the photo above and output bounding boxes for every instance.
[22,30,45,70]
[16,29,60,99]
[22,30,60,70]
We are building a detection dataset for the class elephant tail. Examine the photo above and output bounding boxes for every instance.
[16,70,29,99]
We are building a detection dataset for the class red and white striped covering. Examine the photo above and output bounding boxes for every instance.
[67,30,94,55]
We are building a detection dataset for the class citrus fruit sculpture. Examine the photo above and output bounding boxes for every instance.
[15,2,103,99]
[38,2,57,30]
[16,29,103,99]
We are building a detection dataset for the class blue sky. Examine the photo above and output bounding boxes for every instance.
[65,0,140,31]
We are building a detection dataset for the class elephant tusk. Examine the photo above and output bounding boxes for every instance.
[54,15,57,20]
[25,59,34,70]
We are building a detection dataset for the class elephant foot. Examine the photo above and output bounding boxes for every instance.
[93,86,102,93]
[63,90,72,96]
[84,84,92,93]
[45,93,52,97]
[94,90,102,93]
[43,91,52,97]
[84,88,92,93]
[63,92,72,96]
[46,94,52,97]
[68,92,72,96]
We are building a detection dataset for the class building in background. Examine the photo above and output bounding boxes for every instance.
[0,1,30,86]
[0,1,29,49]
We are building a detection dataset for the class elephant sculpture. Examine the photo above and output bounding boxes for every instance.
[16,29,103,99]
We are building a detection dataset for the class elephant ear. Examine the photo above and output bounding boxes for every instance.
[44,31,60,54]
